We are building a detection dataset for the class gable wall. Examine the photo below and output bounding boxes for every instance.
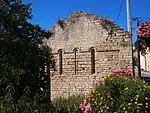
[45,12,132,99]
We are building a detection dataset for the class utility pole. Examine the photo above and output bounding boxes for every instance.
[136,19,141,78]
[126,0,135,75]
[132,17,142,78]
[126,0,132,32]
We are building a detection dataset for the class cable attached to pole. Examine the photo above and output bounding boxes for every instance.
[116,0,125,22]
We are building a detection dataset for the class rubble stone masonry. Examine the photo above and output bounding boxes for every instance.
[44,11,132,99]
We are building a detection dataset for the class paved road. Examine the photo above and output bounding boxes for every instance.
[135,70,150,77]
[135,68,150,84]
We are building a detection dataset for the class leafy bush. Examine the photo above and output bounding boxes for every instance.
[52,94,82,113]
[0,94,82,113]
[80,69,150,113]
[0,94,54,113]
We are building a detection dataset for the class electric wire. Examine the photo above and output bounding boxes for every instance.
[116,0,125,22]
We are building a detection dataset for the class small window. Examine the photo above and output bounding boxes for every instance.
[74,48,78,75]
[90,48,95,74]
[58,49,63,75]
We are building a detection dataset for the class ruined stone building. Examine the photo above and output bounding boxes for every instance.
[44,11,132,99]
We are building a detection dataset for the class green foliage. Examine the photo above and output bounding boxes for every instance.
[0,94,82,113]
[0,93,55,113]
[0,1,82,113]
[81,70,150,113]
[0,0,55,112]
[57,19,65,29]
[52,94,83,113]
[100,17,120,35]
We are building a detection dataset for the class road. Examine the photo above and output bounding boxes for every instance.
[135,68,150,84]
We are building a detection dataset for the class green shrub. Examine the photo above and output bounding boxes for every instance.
[80,69,150,113]
[52,94,82,113]
[0,94,82,113]
[0,97,54,113]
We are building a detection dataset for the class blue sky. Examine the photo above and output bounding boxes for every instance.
[25,0,150,43]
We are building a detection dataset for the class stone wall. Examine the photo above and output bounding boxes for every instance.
[45,11,133,99]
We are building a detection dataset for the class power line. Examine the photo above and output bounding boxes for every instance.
[116,0,125,22]
[132,17,150,21]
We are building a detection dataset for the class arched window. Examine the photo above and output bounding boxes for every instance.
[90,48,95,74]
[58,49,63,75]
[74,48,78,75]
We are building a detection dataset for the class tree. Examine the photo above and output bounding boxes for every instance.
[0,0,54,112]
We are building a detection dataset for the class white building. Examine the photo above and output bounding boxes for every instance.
[134,47,150,72]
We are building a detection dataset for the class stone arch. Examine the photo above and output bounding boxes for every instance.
[89,47,96,74]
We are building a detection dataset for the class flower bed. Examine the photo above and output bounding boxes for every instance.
[80,69,150,113]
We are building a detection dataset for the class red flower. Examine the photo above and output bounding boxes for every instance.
[137,22,150,38]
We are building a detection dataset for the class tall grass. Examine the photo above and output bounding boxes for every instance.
[0,94,82,113]
[52,94,83,113]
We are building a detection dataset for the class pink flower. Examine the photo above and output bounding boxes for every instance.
[83,99,87,105]
[112,69,132,76]
[80,93,92,113]
[79,103,92,113]
[84,105,92,113]
[137,22,150,38]
[79,104,85,111]
[84,93,90,100]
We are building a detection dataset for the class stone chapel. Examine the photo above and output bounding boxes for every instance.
[44,11,132,99]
